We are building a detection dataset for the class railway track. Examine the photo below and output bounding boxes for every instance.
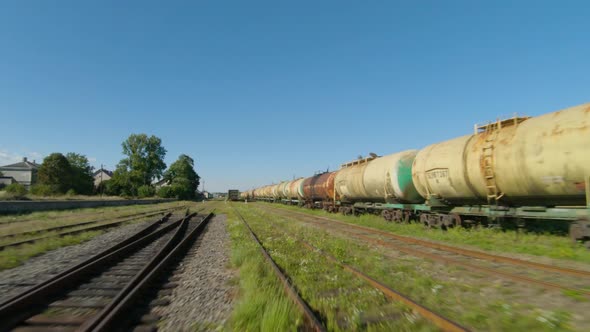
[0,206,184,240]
[0,203,178,226]
[260,205,590,296]
[0,206,191,251]
[233,205,468,332]
[0,211,214,331]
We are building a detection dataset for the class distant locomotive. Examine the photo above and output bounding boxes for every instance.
[247,103,590,246]
[227,190,240,201]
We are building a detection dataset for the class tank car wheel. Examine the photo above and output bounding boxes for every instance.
[403,211,412,223]
[381,210,392,222]
[570,218,590,247]
[420,214,429,227]
[390,210,401,223]
[441,213,462,230]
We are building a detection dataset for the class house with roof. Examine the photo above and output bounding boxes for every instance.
[0,176,17,189]
[153,178,169,189]
[93,168,113,187]
[0,157,40,189]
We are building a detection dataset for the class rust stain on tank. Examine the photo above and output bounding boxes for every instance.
[302,171,338,201]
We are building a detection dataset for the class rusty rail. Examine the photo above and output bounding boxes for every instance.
[0,213,199,331]
[0,212,173,308]
[0,207,195,251]
[232,206,326,332]
[276,207,590,278]
[82,212,214,331]
[263,217,469,331]
[264,206,590,296]
[0,206,187,240]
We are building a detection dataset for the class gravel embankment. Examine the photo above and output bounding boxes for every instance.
[0,216,168,302]
[155,214,235,331]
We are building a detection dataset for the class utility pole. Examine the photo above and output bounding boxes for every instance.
[100,164,103,199]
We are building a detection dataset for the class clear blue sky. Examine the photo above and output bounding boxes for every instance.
[1,1,589,192]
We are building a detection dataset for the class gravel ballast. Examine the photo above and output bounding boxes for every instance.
[0,215,167,302]
[156,214,235,331]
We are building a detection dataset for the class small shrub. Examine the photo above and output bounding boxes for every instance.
[5,183,27,197]
[66,189,77,196]
[30,184,54,196]
[157,186,177,198]
[137,185,155,198]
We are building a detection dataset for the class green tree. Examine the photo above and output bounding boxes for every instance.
[66,152,95,195]
[108,165,134,196]
[163,154,200,199]
[120,134,167,187]
[38,153,72,194]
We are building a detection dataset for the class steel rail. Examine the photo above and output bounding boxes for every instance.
[269,206,590,278]
[0,206,186,240]
[0,202,183,225]
[86,212,214,332]
[0,212,173,308]
[232,206,326,332]
[300,236,469,332]
[264,207,590,296]
[0,207,192,251]
[0,214,187,330]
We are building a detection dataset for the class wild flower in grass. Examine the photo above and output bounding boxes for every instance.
[431,284,443,294]
[499,303,514,317]
[404,311,419,324]
[534,309,571,329]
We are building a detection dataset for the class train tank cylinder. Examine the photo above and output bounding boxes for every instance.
[271,184,281,200]
[302,172,339,202]
[295,178,306,199]
[336,151,424,203]
[279,181,290,199]
[296,177,305,199]
[286,178,305,199]
[364,150,424,203]
[334,158,368,203]
[413,102,590,206]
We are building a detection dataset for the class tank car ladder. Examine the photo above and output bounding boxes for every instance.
[481,121,503,204]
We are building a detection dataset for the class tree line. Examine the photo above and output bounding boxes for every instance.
[3,134,200,200]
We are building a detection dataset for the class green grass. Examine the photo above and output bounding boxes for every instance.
[239,203,577,331]
[0,201,186,234]
[0,201,193,271]
[264,203,590,263]
[214,201,301,331]
[0,231,102,270]
[230,203,437,331]
[0,200,185,222]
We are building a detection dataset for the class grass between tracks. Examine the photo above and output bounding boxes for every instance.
[0,201,191,271]
[264,203,590,264]
[226,202,574,331]
[217,201,301,331]
[0,231,102,270]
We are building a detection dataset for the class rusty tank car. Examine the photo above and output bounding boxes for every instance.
[410,103,590,234]
[302,172,339,210]
[412,103,590,206]
[249,102,590,246]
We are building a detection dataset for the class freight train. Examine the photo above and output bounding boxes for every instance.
[242,103,590,246]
